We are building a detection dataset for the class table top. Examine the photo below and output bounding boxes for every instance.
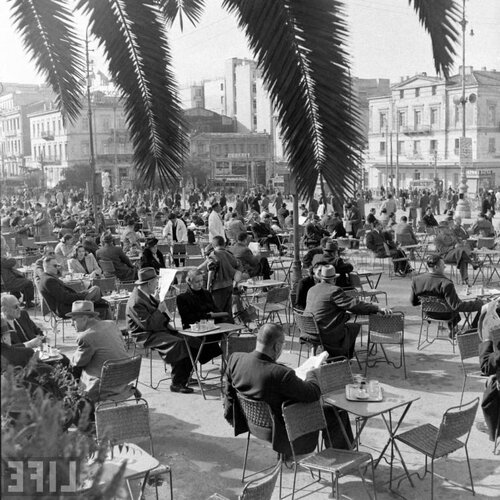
[355,269,383,277]
[242,279,286,289]
[34,240,58,245]
[103,292,131,303]
[85,442,159,485]
[323,383,420,418]
[473,248,500,255]
[179,322,244,337]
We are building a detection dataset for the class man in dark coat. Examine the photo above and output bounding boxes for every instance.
[1,249,35,308]
[230,232,272,280]
[1,293,43,347]
[410,254,483,331]
[96,232,137,281]
[305,265,391,358]
[225,323,352,457]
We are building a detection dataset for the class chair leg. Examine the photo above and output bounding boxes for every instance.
[290,465,298,500]
[464,445,475,495]
[460,374,467,405]
[242,433,251,482]
[430,459,434,500]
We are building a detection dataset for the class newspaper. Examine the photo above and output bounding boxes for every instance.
[294,351,329,380]
[158,268,178,301]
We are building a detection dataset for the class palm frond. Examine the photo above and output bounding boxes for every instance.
[7,0,84,122]
[78,0,188,189]
[159,0,205,29]
[408,0,461,78]
[224,0,362,201]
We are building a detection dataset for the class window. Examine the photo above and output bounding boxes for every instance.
[195,88,202,97]
[414,109,422,128]
[430,108,438,126]
[454,105,461,126]
[380,141,386,155]
[454,138,460,154]
[430,139,438,153]
[81,142,89,156]
[220,96,224,105]
[252,99,257,111]
[431,85,437,96]
[487,104,496,126]
[398,111,406,129]
[379,112,387,131]
[414,172,421,180]
[252,83,257,94]
[220,83,224,91]
[397,141,405,155]
[58,143,62,159]
[413,140,421,155]
[400,90,404,99]
[489,138,496,153]
[253,115,257,127]
[415,88,420,97]
[102,117,110,130]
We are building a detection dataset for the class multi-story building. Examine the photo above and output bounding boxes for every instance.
[0,84,53,179]
[28,93,134,188]
[366,67,500,193]
[190,132,272,191]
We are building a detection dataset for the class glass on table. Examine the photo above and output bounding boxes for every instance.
[368,380,380,398]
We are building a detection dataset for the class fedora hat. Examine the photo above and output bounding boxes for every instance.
[324,241,338,253]
[135,267,158,284]
[145,237,158,248]
[67,300,99,318]
[320,265,339,279]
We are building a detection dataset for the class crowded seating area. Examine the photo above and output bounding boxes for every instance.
[1,186,499,499]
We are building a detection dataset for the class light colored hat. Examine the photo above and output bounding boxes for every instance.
[135,267,158,284]
[320,265,339,279]
[67,300,99,317]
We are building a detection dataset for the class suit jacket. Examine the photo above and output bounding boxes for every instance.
[365,229,386,257]
[126,287,187,363]
[0,257,30,292]
[226,351,321,455]
[230,242,260,276]
[38,272,87,318]
[7,310,43,345]
[96,245,135,281]
[68,253,102,276]
[140,248,165,272]
[394,222,418,246]
[176,286,219,329]
[305,282,378,338]
[479,339,500,440]
[71,320,130,401]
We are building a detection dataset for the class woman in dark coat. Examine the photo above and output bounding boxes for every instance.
[140,237,166,272]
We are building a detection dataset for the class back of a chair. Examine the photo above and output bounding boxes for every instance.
[224,333,257,361]
[348,272,364,291]
[98,356,142,397]
[240,460,281,500]
[117,282,136,292]
[99,259,116,278]
[265,286,290,305]
[314,358,354,394]
[436,398,479,446]
[477,237,495,250]
[172,243,187,257]
[282,400,326,445]
[236,393,274,442]
[369,312,404,344]
[186,244,202,256]
[419,296,453,315]
[457,331,480,362]
[294,309,320,337]
[157,244,170,255]
[95,399,152,449]
[92,277,116,295]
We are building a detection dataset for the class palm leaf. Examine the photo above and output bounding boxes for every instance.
[78,0,188,188]
[7,0,84,122]
[159,0,205,29]
[224,0,362,201]
[409,0,460,78]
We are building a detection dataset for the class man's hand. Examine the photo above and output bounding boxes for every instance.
[25,337,43,349]
[378,308,393,316]
[158,300,168,313]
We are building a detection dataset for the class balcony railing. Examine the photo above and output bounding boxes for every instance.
[402,125,431,135]
[41,131,55,141]
[4,129,17,137]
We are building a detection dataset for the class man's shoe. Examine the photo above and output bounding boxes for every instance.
[170,384,194,394]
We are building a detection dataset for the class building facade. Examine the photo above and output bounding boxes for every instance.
[366,67,500,194]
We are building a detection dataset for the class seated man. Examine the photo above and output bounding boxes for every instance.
[295,263,322,310]
[126,267,218,394]
[226,213,247,244]
[422,207,439,228]
[469,212,495,237]
[477,328,499,443]
[225,323,353,457]
[96,232,137,282]
[38,256,110,320]
[176,269,228,331]
[311,241,353,288]
[69,301,133,402]
[302,236,330,269]
[305,265,391,358]
[394,215,418,246]
[251,213,283,253]
[230,232,272,280]
[0,247,35,308]
[410,254,483,333]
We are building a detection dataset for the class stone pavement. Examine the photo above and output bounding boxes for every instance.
[35,271,500,500]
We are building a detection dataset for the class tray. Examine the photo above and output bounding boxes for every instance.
[186,325,220,334]
[345,384,383,402]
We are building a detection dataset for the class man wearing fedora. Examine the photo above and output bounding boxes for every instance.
[96,231,137,282]
[311,241,353,288]
[127,267,218,393]
[305,265,391,359]
[70,301,132,402]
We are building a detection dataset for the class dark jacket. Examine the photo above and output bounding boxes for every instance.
[230,242,260,277]
[479,339,500,441]
[8,310,43,345]
[0,257,31,292]
[140,248,165,272]
[176,286,219,329]
[38,272,88,318]
[96,244,135,281]
[226,351,321,455]
[365,229,387,257]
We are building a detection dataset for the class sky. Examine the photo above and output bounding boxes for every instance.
[0,0,499,88]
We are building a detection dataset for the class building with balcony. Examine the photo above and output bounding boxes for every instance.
[28,93,134,188]
[366,67,500,193]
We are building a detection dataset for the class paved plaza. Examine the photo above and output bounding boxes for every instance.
[37,266,500,500]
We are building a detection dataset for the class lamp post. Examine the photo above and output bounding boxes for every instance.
[85,28,97,219]
[455,0,471,218]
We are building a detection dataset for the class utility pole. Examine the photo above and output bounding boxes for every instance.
[389,131,393,193]
[395,129,400,196]
[85,28,97,219]
[385,121,389,191]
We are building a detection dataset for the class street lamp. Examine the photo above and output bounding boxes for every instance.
[455,0,472,218]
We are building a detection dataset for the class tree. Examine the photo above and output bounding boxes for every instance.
[60,163,93,190]
[183,156,211,188]
[8,0,459,201]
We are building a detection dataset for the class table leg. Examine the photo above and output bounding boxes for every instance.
[183,336,206,399]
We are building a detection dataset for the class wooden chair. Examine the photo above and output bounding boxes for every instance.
[365,312,406,378]
[94,399,173,500]
[395,398,479,499]
[282,400,376,500]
